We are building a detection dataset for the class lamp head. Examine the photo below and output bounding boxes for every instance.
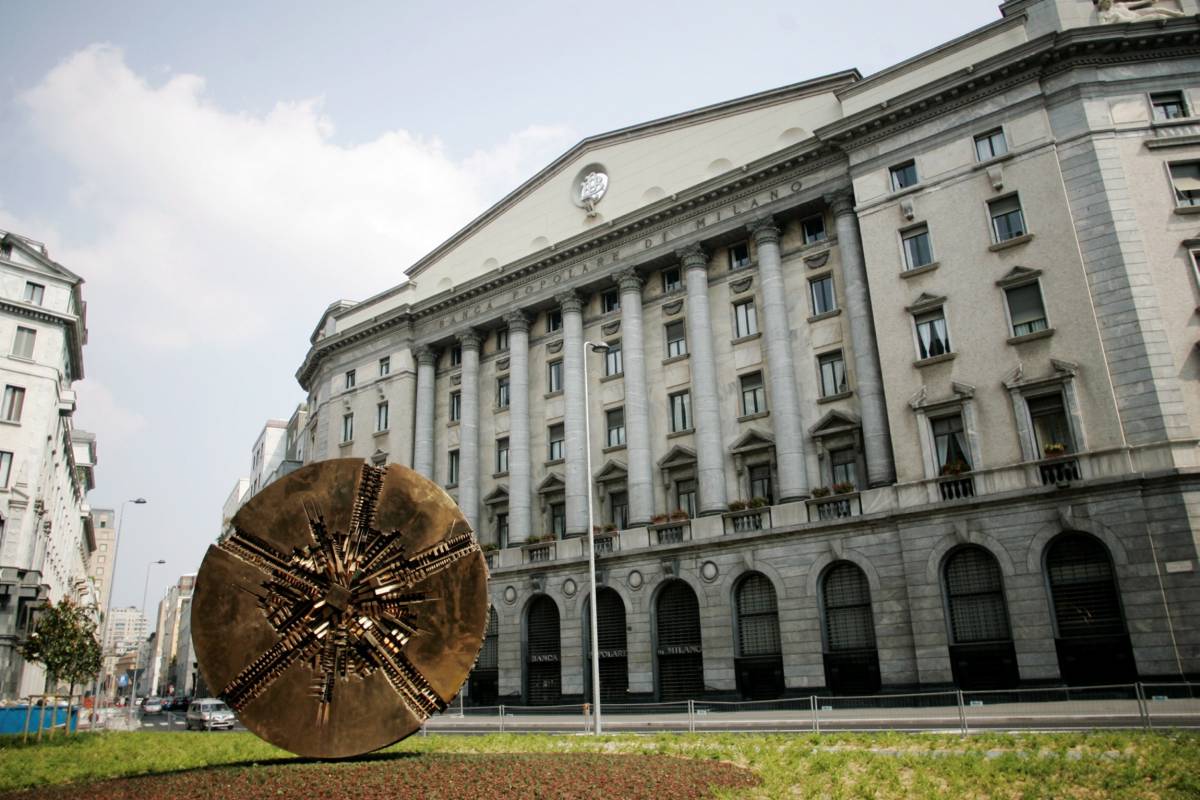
[132,498,148,504]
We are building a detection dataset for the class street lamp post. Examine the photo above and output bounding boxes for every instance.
[92,498,147,713]
[128,559,165,722]
[582,341,609,736]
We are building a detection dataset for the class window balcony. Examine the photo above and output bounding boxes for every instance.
[937,474,976,502]
[650,520,691,545]
[593,532,618,555]
[723,506,772,534]
[1038,455,1081,486]
[806,492,862,522]
[522,540,556,564]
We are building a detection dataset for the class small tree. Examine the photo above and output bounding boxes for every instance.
[19,597,102,730]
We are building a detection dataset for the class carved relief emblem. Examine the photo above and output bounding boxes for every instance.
[579,170,609,213]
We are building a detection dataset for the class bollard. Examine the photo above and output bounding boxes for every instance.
[498,704,505,734]
[956,690,967,737]
[583,702,591,734]
[1135,682,1151,730]
[810,695,819,735]
[687,699,695,734]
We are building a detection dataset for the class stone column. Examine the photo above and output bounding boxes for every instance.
[412,346,437,477]
[558,291,588,536]
[677,244,728,515]
[457,330,482,532]
[505,311,532,545]
[615,269,654,526]
[748,217,810,501]
[827,191,896,487]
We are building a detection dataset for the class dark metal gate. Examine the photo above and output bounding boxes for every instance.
[655,580,704,701]
[525,595,561,704]
[944,547,1019,690]
[1047,534,1136,685]
[585,587,628,702]
[821,562,881,694]
[734,573,784,700]
[468,606,499,705]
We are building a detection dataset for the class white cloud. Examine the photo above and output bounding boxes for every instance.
[73,379,147,444]
[16,44,575,351]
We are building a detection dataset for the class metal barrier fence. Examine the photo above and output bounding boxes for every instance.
[425,682,1200,735]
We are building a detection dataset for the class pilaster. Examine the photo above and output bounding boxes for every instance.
[615,268,655,525]
[558,291,588,536]
[505,312,532,544]
[412,346,438,477]
[457,330,482,532]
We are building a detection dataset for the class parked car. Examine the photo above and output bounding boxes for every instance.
[166,696,190,712]
[142,697,164,715]
[185,699,235,731]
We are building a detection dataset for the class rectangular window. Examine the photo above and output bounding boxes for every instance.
[496,437,510,473]
[734,299,759,338]
[1005,283,1048,337]
[496,512,509,547]
[376,401,389,432]
[932,415,972,472]
[547,360,563,393]
[551,503,566,537]
[1152,90,1188,121]
[0,451,12,488]
[802,214,827,244]
[1029,394,1073,455]
[1,386,24,423]
[449,391,462,421]
[548,423,565,461]
[12,327,35,359]
[810,275,836,315]
[450,345,462,367]
[818,351,848,397]
[749,465,772,503]
[669,391,692,432]
[1170,161,1200,206]
[604,342,623,376]
[610,491,628,530]
[901,224,933,270]
[974,128,1008,161]
[496,328,509,351]
[601,289,621,313]
[830,448,858,489]
[606,407,626,448]
[496,375,510,408]
[914,309,951,360]
[676,479,697,518]
[23,282,44,306]
[378,356,390,377]
[988,194,1027,241]
[345,369,356,390]
[729,241,751,270]
[890,160,918,191]
[341,413,354,443]
[447,450,459,485]
[547,309,563,332]
[665,321,687,358]
[740,372,765,416]
[662,267,682,293]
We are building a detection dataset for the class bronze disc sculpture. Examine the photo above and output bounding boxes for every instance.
[192,459,489,758]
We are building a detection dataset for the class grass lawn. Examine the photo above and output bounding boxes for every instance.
[2,730,1199,798]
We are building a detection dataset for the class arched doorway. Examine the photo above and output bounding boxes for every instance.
[582,587,629,703]
[820,561,881,694]
[1045,533,1136,685]
[524,595,561,704]
[654,580,704,701]
[942,547,1018,689]
[468,606,499,705]
[733,572,784,700]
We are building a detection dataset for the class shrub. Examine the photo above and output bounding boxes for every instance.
[811,487,831,498]
[727,500,748,512]
[748,497,768,509]
[832,482,856,494]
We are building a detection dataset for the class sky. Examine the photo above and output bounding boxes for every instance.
[0,0,1003,624]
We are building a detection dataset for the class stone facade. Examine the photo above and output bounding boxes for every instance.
[295,1,1200,702]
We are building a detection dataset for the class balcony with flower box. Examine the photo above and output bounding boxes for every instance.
[722,501,772,535]
[806,484,862,522]
[649,515,692,545]
[522,538,556,564]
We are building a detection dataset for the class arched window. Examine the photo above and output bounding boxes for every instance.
[468,606,499,705]
[733,573,784,700]
[943,547,1018,689]
[1046,533,1135,685]
[525,595,561,704]
[583,587,628,702]
[654,580,704,701]
[820,561,881,694]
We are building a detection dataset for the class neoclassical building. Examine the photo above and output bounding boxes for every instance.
[295,0,1200,703]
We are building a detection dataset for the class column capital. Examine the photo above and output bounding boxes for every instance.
[614,268,643,294]
[413,345,438,366]
[675,243,709,271]
[457,329,482,351]
[555,290,584,314]
[823,189,856,218]
[504,311,530,333]
[746,216,781,246]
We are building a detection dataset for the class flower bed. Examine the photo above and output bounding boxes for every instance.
[5,753,758,800]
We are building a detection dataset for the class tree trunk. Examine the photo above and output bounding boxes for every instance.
[65,681,75,736]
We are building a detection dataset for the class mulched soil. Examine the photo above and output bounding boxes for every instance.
[2,753,758,799]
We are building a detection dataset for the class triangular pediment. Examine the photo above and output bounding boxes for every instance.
[905,292,947,314]
[593,459,627,483]
[536,472,565,494]
[1,233,82,284]
[809,409,861,437]
[482,485,509,506]
[730,428,775,454]
[995,265,1042,288]
[657,445,696,470]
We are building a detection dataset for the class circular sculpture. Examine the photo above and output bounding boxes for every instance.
[192,459,489,759]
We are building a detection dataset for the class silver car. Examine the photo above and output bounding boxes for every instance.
[185,699,236,731]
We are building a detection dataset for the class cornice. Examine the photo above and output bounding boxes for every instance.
[0,299,85,381]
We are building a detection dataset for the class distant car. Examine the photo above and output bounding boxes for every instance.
[142,697,164,715]
[186,699,235,731]
[166,696,189,712]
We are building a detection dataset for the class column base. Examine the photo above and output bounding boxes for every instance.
[779,494,809,504]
